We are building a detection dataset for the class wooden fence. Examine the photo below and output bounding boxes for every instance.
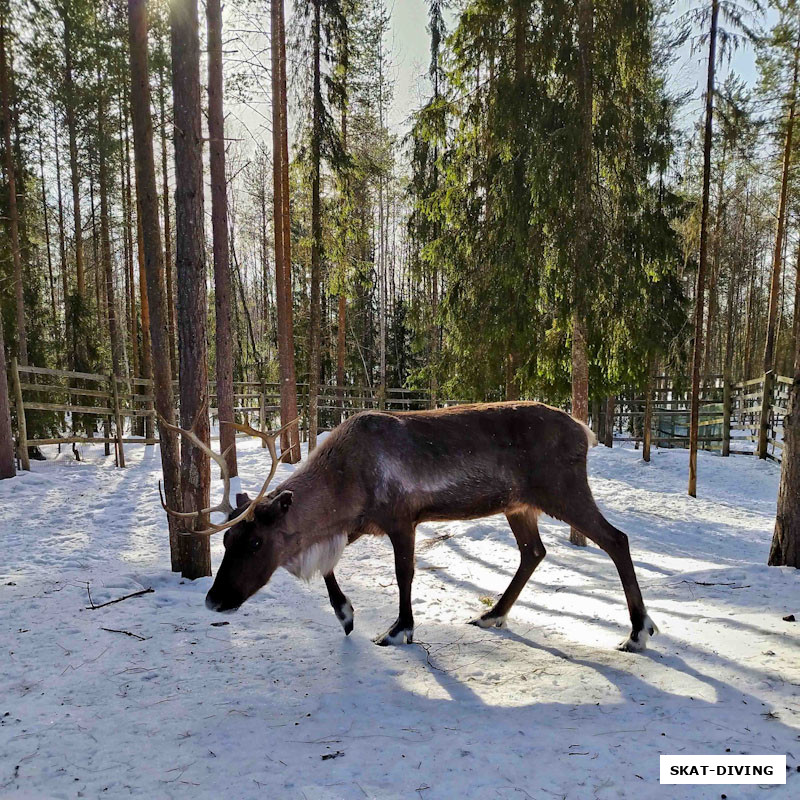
[607,372,792,463]
[7,363,793,469]
[7,360,438,470]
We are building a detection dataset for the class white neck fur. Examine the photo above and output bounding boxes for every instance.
[283,534,347,582]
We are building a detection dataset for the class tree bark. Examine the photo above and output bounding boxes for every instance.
[764,39,799,376]
[62,6,85,300]
[570,314,589,545]
[569,0,594,545]
[128,0,182,570]
[37,111,58,343]
[0,8,27,364]
[136,202,154,439]
[689,0,718,497]
[97,29,123,379]
[122,95,139,380]
[308,0,322,451]
[604,395,615,448]
[271,0,300,461]
[158,58,178,378]
[206,0,238,476]
[54,102,69,360]
[170,0,211,578]
[0,306,15,478]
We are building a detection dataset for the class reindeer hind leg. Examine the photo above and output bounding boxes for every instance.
[470,505,546,629]
[555,488,657,652]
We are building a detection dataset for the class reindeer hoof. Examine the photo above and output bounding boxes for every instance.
[335,599,354,636]
[617,615,658,652]
[469,613,508,629]
[373,626,413,646]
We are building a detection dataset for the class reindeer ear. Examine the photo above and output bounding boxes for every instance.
[254,491,293,525]
[236,492,251,508]
[274,490,293,514]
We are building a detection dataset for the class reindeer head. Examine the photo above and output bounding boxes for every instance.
[157,412,298,612]
[204,489,294,612]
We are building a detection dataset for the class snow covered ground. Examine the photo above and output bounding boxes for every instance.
[1,435,799,799]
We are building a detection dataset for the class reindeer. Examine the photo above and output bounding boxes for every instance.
[160,402,658,651]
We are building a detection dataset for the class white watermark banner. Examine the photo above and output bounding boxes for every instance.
[660,755,786,784]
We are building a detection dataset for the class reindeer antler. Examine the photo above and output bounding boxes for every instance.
[157,408,299,537]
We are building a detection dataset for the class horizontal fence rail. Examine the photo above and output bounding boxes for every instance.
[6,363,792,469]
[6,361,453,469]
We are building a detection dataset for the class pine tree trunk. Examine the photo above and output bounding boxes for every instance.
[793,237,800,359]
[207,0,238,476]
[337,93,348,424]
[308,0,322,451]
[97,53,123,378]
[122,101,139,380]
[37,112,58,342]
[271,0,300,461]
[771,352,800,567]
[0,308,15,478]
[764,40,799,376]
[54,103,69,362]
[159,59,178,379]
[0,10,27,364]
[604,396,615,448]
[136,204,154,439]
[569,0,594,545]
[689,0,718,497]
[62,8,85,300]
[170,0,211,579]
[128,0,182,570]
[570,313,589,545]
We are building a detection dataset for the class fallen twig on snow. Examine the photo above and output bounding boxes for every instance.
[100,627,150,641]
[85,586,154,610]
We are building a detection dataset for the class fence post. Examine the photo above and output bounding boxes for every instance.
[722,376,732,457]
[259,378,267,448]
[604,395,614,448]
[643,381,652,463]
[11,358,30,471]
[757,371,773,460]
[110,374,126,468]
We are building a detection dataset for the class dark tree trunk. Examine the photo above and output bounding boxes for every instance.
[604,396,615,448]
[128,0,182,570]
[771,290,800,567]
[206,0,237,476]
[308,0,322,451]
[122,99,139,380]
[0,312,14,478]
[97,44,123,378]
[170,0,211,578]
[764,40,799,376]
[569,0,593,544]
[158,59,178,378]
[271,0,300,461]
[0,9,27,364]
[136,203,154,439]
[689,0,718,497]
[54,102,69,361]
[62,7,85,299]
[37,112,58,342]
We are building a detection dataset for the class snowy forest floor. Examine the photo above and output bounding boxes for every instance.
[1,436,799,799]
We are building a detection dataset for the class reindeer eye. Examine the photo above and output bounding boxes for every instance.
[250,538,262,553]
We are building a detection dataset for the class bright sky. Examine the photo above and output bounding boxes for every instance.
[388,0,433,131]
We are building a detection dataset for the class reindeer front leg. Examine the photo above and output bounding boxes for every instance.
[324,571,354,635]
[374,526,416,646]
